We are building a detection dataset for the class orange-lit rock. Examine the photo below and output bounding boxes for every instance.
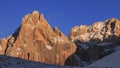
[1,11,76,65]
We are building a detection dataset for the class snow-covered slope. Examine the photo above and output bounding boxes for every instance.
[87,50,120,68]
[0,55,82,68]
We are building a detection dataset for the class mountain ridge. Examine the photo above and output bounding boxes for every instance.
[0,10,120,67]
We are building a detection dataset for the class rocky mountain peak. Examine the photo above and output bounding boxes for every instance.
[21,11,52,30]
[68,18,120,66]
[32,10,39,15]
[70,18,120,43]
[0,10,120,67]
[0,11,76,65]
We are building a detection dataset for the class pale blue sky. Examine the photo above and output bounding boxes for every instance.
[0,0,120,38]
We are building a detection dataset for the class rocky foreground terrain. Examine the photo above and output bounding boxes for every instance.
[0,11,120,68]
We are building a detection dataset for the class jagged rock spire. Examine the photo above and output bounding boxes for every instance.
[0,11,76,65]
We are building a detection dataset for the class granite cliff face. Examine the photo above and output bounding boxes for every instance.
[0,11,76,65]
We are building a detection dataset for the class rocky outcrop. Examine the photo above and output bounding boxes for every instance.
[0,11,76,65]
[69,18,120,65]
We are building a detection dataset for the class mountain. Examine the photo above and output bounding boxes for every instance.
[70,18,120,42]
[0,11,76,65]
[0,11,120,68]
[68,18,120,66]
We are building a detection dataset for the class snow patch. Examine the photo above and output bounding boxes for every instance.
[45,45,53,50]
[87,50,120,68]
[0,55,82,68]
[75,33,90,42]
[97,42,112,46]
[115,46,120,51]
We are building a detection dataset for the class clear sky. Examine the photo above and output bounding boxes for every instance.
[0,0,120,38]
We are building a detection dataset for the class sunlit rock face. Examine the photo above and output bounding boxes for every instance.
[1,10,120,67]
[0,11,76,65]
[69,18,120,66]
